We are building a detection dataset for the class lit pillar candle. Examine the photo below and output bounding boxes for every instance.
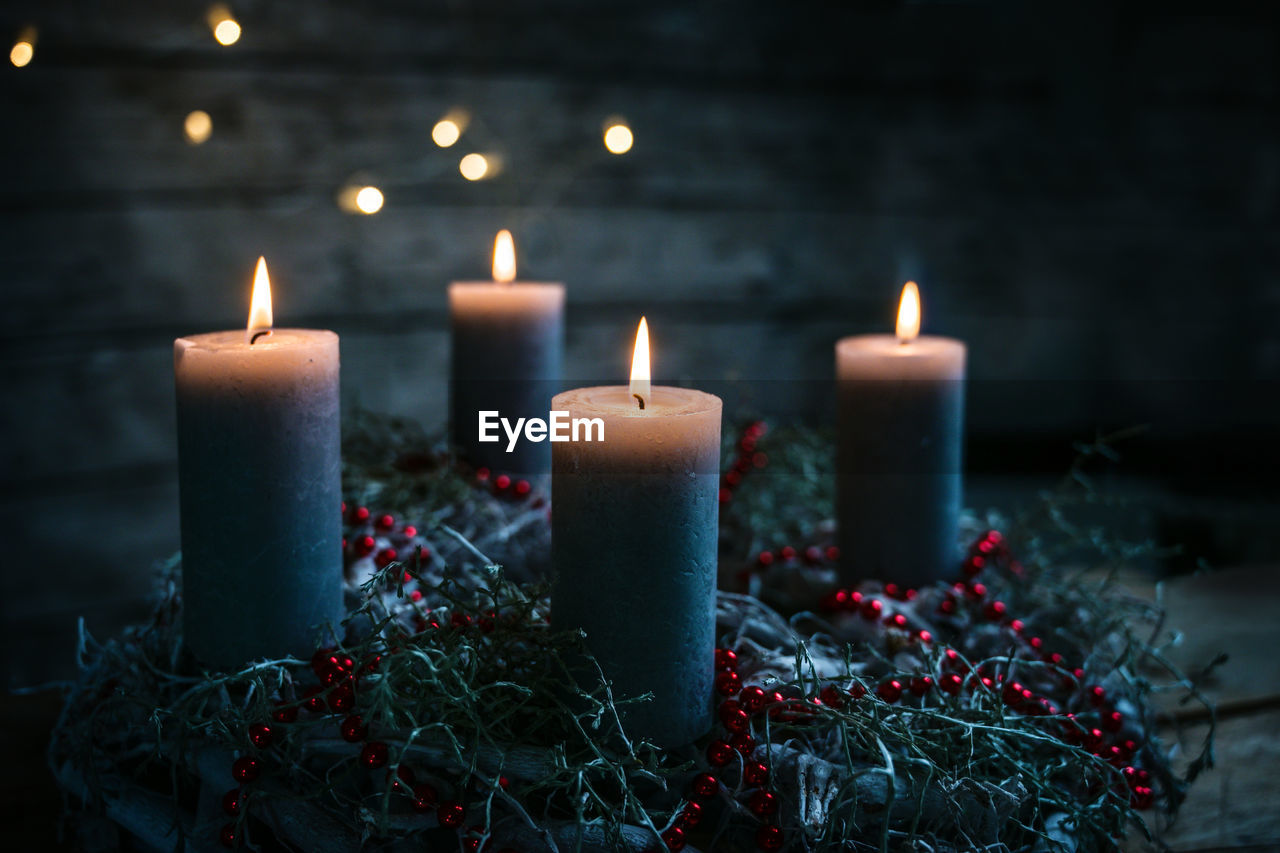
[836,282,966,588]
[551,318,721,748]
[450,230,564,476]
[174,258,343,667]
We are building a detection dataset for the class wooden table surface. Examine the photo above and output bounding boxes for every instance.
[4,565,1277,851]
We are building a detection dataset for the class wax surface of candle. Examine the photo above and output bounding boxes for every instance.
[835,333,966,587]
[449,282,564,476]
[175,328,343,666]
[551,385,721,748]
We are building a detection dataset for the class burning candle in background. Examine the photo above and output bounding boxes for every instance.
[174,258,343,667]
[835,282,966,588]
[449,230,564,478]
[551,318,721,748]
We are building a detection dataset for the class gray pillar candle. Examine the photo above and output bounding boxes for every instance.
[450,230,564,477]
[551,319,722,749]
[174,258,343,668]
[835,283,966,589]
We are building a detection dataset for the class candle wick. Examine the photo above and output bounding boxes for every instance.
[250,330,272,345]
[633,393,646,410]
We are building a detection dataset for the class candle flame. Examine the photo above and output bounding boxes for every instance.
[629,316,650,408]
[247,256,273,341]
[492,229,516,283]
[896,281,921,344]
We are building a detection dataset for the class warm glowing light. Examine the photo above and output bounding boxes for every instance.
[354,186,384,214]
[459,153,489,181]
[209,5,241,45]
[629,317,651,408]
[184,110,213,145]
[247,257,273,340]
[603,122,633,155]
[10,40,33,67]
[896,281,921,344]
[492,230,516,283]
[432,119,460,148]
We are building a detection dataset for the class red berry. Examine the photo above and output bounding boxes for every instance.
[756,824,784,851]
[909,676,933,696]
[688,772,718,799]
[818,685,844,708]
[374,548,398,568]
[494,474,511,491]
[350,506,370,524]
[721,706,750,733]
[1009,619,1025,633]
[966,582,987,599]
[1088,685,1107,707]
[803,545,823,564]
[219,823,237,848]
[984,600,1007,620]
[917,630,933,644]
[375,513,395,532]
[677,800,703,828]
[328,682,355,712]
[248,723,272,749]
[886,613,908,629]
[232,756,260,783]
[719,488,732,504]
[876,679,903,703]
[514,479,532,496]
[475,467,490,482]
[739,685,767,713]
[661,826,686,850]
[271,702,298,724]
[354,535,376,557]
[360,742,389,769]
[940,673,963,695]
[860,598,882,620]
[412,783,438,811]
[714,670,742,696]
[747,790,778,817]
[403,525,418,537]
[706,739,734,767]
[340,715,366,743]
[963,555,985,576]
[848,682,867,701]
[938,597,957,615]
[1028,636,1044,652]
[825,545,840,561]
[729,732,755,753]
[756,551,775,567]
[743,761,770,786]
[437,800,465,828]
[779,546,796,560]
[1131,786,1154,810]
[1103,710,1124,733]
[715,648,739,671]
[302,686,325,713]
[221,788,241,817]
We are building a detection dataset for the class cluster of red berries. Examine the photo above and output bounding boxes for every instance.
[341,503,427,573]
[219,646,521,850]
[651,648,784,851]
[719,421,769,504]
[471,467,537,502]
[813,529,1157,812]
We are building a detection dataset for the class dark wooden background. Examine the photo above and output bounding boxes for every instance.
[1,1,1278,688]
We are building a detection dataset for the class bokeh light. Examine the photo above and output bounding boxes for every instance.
[459,153,489,181]
[354,186,384,214]
[208,6,241,46]
[432,119,460,148]
[603,122,633,155]
[10,40,33,68]
[184,110,213,145]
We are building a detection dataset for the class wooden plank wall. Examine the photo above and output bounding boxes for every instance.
[1,1,1277,684]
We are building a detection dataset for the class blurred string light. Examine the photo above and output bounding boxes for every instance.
[459,153,491,181]
[603,118,633,155]
[207,5,241,46]
[431,108,469,148]
[10,27,36,67]
[337,180,385,215]
[184,110,213,144]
